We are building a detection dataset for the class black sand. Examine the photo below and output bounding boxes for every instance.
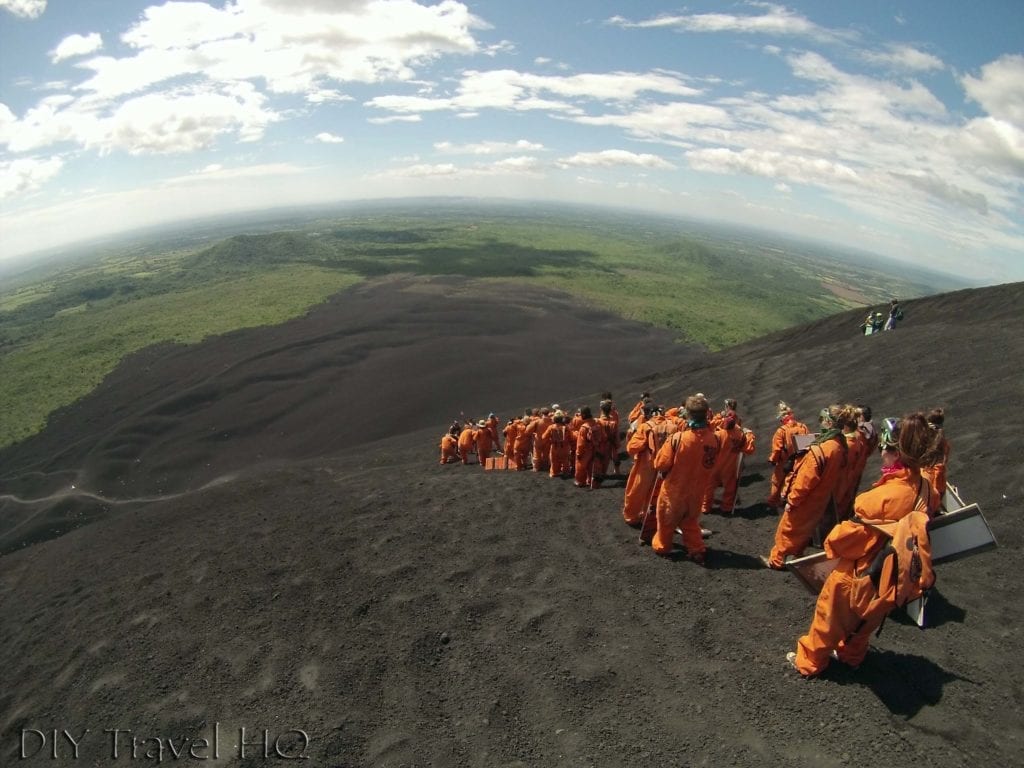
[1,275,1021,766]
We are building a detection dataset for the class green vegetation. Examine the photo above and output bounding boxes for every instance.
[0,202,954,449]
[0,267,358,446]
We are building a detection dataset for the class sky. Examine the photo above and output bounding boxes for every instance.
[0,1,1021,283]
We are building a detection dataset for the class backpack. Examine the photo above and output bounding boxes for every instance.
[861,510,934,618]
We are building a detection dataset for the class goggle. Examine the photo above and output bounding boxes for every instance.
[879,417,900,450]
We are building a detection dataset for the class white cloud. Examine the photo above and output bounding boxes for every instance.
[0,0,46,19]
[367,114,422,124]
[687,147,860,187]
[862,44,944,73]
[93,83,278,155]
[434,139,543,155]
[161,162,307,185]
[314,132,345,143]
[890,170,989,215]
[607,5,842,41]
[367,68,699,115]
[556,149,676,170]
[50,32,103,63]
[0,155,63,199]
[962,54,1024,125]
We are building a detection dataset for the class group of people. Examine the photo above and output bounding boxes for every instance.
[438,390,953,678]
[860,298,904,334]
[440,393,626,488]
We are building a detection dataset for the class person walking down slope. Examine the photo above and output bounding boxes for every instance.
[651,394,719,564]
[574,406,607,489]
[525,407,554,473]
[622,404,676,527]
[458,422,478,465]
[544,411,573,478]
[921,407,951,501]
[762,404,852,569]
[884,298,904,331]
[597,399,620,479]
[766,402,809,510]
[474,419,497,466]
[787,414,943,677]
[702,411,755,515]
[439,425,460,464]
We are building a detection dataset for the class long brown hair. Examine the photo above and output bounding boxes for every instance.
[898,412,946,470]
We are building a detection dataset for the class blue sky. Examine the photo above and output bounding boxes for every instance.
[1,1,1021,282]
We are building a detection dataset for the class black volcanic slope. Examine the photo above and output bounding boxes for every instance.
[1,275,1022,767]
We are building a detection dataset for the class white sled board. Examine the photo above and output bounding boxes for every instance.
[793,433,818,453]
[928,503,997,563]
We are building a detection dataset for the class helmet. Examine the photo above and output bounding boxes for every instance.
[879,417,900,450]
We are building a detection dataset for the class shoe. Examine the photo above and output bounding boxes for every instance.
[574,482,586,488]
[786,651,818,679]
[829,650,839,661]
[700,527,712,538]
[760,555,785,571]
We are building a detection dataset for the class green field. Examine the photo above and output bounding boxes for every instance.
[0,202,957,449]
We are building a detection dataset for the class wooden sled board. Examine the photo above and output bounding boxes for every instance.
[786,551,838,595]
[484,456,508,470]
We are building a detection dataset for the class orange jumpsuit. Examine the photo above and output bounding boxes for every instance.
[652,424,719,557]
[457,426,477,464]
[596,414,619,477]
[702,423,754,514]
[833,429,868,521]
[512,418,532,469]
[502,422,517,461]
[767,434,847,567]
[793,467,939,676]
[544,422,572,478]
[921,433,950,498]
[622,415,676,525]
[475,426,496,465]
[767,416,809,507]
[526,414,554,472]
[439,433,459,464]
[573,417,606,488]
[486,415,502,451]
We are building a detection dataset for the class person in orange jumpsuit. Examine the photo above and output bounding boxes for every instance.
[921,407,951,499]
[544,410,573,478]
[502,419,517,462]
[485,413,502,452]
[622,404,676,526]
[763,404,853,569]
[595,399,619,479]
[832,413,868,522]
[702,412,755,514]
[788,413,943,677]
[626,392,652,439]
[599,393,623,474]
[439,425,459,464]
[457,422,477,464]
[573,406,606,488]
[513,410,535,470]
[525,407,554,473]
[474,419,496,465]
[766,402,809,509]
[651,394,719,563]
